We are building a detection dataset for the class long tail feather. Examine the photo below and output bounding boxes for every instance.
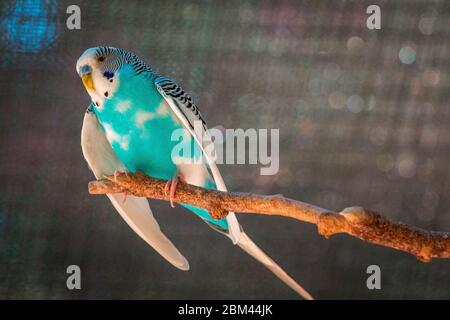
[237,231,313,300]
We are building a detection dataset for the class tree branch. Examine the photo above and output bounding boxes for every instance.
[88,171,450,262]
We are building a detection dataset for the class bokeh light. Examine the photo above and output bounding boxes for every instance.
[346,95,364,113]
[397,156,417,178]
[0,0,60,53]
[328,91,346,109]
[398,46,416,64]
[346,36,365,52]
[421,68,440,86]
[323,63,341,81]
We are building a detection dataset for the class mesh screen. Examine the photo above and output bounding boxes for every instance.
[0,0,448,298]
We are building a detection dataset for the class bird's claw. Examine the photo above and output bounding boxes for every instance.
[113,170,130,203]
[164,175,181,208]
[114,169,130,182]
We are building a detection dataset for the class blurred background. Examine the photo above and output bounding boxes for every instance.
[0,0,448,299]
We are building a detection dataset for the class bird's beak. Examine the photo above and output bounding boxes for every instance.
[79,64,94,92]
[81,73,94,92]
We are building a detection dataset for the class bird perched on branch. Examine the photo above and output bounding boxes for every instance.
[76,46,312,299]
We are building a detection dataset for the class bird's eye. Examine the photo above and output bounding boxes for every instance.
[98,56,104,62]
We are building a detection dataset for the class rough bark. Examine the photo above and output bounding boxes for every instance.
[88,171,450,262]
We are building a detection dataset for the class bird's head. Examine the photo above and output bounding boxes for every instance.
[76,46,121,107]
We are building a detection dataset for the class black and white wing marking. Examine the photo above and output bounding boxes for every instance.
[154,76,207,130]
[81,106,189,270]
[154,76,241,244]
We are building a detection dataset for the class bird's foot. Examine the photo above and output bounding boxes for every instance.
[113,170,130,203]
[164,174,184,208]
[114,169,130,182]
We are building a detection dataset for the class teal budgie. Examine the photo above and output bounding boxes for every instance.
[77,46,312,299]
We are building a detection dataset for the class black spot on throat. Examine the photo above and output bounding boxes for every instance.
[104,91,109,97]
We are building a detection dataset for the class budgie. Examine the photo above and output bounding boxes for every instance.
[77,46,312,299]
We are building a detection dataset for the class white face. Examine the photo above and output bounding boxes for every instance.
[76,47,120,109]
